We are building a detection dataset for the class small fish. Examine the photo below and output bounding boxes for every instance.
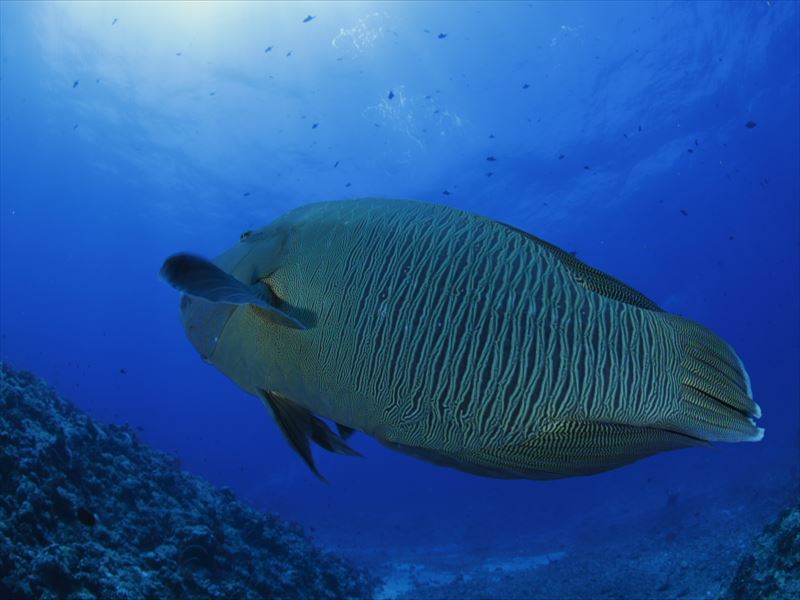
[687,149,694,154]
[558,154,565,160]
[438,33,447,39]
[442,190,451,196]
[77,507,96,527]
[303,15,315,23]
[583,165,590,170]
[334,161,339,168]
[286,51,293,57]
[209,91,216,96]
[119,368,126,375]
[485,172,494,177]
[489,134,495,139]
[72,124,79,130]
[680,209,688,216]
[388,90,395,100]
[175,52,182,57]
[694,139,699,146]
[136,425,144,432]
[265,46,273,53]
[243,192,251,197]
[311,123,319,129]
[112,18,118,25]
[569,250,578,257]
[486,155,496,162]
[522,83,530,90]
[345,182,351,187]
[745,121,757,129]
[638,125,642,132]
[72,80,79,89]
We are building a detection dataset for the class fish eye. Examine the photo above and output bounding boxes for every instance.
[240,230,253,242]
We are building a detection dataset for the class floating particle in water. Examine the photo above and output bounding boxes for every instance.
[312,123,319,129]
[438,33,447,39]
[333,161,339,168]
[486,155,496,162]
[485,172,494,177]
[286,51,293,57]
[303,15,315,23]
[680,209,688,216]
[522,83,530,90]
[583,165,590,170]
[243,192,251,197]
[119,368,126,375]
[345,182,351,187]
[175,52,182,56]
[558,154,565,160]
[72,80,79,88]
[694,139,699,146]
[77,507,96,527]
[687,148,694,154]
[388,90,395,100]
[728,235,735,241]
[638,124,642,132]
[745,121,757,129]
[570,250,578,257]
[209,91,216,96]
[265,46,273,53]
[112,17,118,25]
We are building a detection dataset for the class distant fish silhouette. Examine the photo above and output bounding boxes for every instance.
[311,123,319,129]
[77,507,96,527]
[745,121,757,129]
[680,209,688,216]
[72,80,79,89]
[303,15,315,23]
[522,83,530,90]
[486,155,497,162]
[388,90,395,100]
[112,18,118,25]
[438,33,447,39]
[265,46,273,53]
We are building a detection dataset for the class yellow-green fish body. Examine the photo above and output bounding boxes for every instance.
[163,198,762,479]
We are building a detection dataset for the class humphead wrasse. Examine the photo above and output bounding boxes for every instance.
[161,199,763,480]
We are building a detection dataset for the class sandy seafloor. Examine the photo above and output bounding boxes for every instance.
[341,472,797,599]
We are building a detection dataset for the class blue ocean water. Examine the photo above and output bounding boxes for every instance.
[0,1,798,596]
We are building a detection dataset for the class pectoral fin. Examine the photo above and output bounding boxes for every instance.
[161,253,306,329]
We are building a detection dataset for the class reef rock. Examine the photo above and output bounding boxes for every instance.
[0,362,377,599]
[722,494,800,600]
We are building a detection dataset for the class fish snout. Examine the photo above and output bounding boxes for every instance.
[179,294,236,361]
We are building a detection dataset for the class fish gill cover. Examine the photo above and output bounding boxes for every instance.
[0,1,798,599]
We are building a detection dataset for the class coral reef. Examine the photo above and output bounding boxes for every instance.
[722,496,800,600]
[0,363,377,600]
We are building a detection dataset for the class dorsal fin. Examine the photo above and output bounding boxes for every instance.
[499,222,662,312]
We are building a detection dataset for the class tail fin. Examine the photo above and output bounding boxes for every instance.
[665,315,763,443]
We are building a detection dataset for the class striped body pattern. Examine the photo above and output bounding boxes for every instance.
[172,198,762,479]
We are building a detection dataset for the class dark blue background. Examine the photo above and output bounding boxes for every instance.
[1,1,797,556]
